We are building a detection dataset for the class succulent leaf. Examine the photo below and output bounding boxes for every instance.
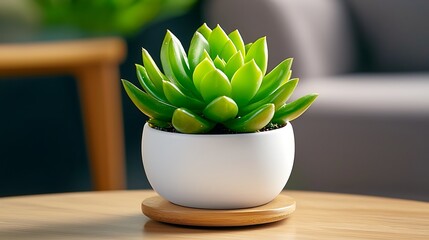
[208,25,230,59]
[272,93,319,124]
[168,36,195,92]
[251,58,293,103]
[193,58,216,92]
[200,69,231,103]
[224,104,275,132]
[160,31,174,82]
[135,64,166,101]
[163,80,205,110]
[231,60,263,107]
[240,78,298,115]
[267,78,299,109]
[203,96,238,122]
[282,70,292,85]
[122,79,176,121]
[142,48,165,94]
[201,49,212,62]
[213,56,226,71]
[245,36,268,75]
[219,40,237,62]
[197,23,212,40]
[188,32,210,71]
[172,108,215,133]
[224,51,244,80]
[228,30,245,54]
[245,42,253,53]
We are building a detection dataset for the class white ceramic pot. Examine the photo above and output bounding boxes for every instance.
[141,122,295,209]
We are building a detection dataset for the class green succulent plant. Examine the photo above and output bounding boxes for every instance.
[122,23,318,134]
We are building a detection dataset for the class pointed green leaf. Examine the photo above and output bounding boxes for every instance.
[188,32,210,71]
[272,93,319,124]
[161,31,196,96]
[245,42,253,53]
[224,51,244,80]
[122,79,176,121]
[200,69,231,103]
[228,30,245,54]
[160,31,174,81]
[224,104,275,133]
[172,108,215,133]
[282,70,292,85]
[193,58,216,92]
[251,58,293,103]
[208,25,229,58]
[231,60,263,107]
[201,49,212,62]
[142,48,165,93]
[197,23,212,40]
[219,40,237,62]
[168,35,195,91]
[245,36,268,75]
[203,96,238,122]
[135,64,166,101]
[163,80,205,110]
[213,56,226,71]
[240,79,299,115]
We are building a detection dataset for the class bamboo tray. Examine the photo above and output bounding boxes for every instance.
[141,194,296,227]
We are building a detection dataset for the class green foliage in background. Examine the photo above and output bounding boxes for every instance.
[123,24,318,133]
[34,0,197,36]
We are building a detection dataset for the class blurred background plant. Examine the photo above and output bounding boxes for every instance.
[34,0,197,36]
[0,0,197,42]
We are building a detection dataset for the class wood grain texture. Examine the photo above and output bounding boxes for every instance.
[0,38,127,190]
[0,190,428,240]
[141,194,296,226]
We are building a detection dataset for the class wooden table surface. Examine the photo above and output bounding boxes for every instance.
[1,190,428,240]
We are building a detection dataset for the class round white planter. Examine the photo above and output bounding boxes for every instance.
[141,122,295,209]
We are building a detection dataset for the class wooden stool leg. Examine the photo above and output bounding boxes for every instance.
[76,64,126,190]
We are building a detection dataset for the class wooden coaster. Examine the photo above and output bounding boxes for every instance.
[141,194,296,227]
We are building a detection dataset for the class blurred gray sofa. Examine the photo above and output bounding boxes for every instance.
[204,0,429,201]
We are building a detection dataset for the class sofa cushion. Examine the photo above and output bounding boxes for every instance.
[295,73,429,115]
[347,0,429,72]
[291,73,429,201]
